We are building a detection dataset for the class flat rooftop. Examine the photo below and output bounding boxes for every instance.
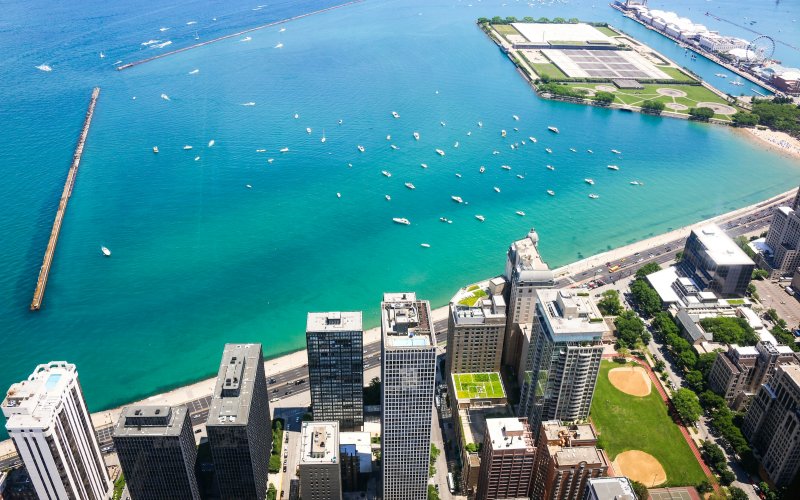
[2,362,77,429]
[542,48,670,79]
[782,363,800,388]
[381,292,435,348]
[553,446,606,467]
[339,431,372,474]
[486,417,535,452]
[300,421,339,465]
[692,224,755,267]
[452,295,506,325]
[452,373,506,400]
[306,311,363,333]
[542,421,598,443]
[586,477,635,500]
[113,405,187,438]
[511,22,615,45]
[537,289,608,339]
[457,404,512,451]
[207,343,263,427]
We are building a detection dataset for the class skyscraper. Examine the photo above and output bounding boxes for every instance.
[112,405,200,500]
[518,290,607,437]
[761,200,800,278]
[681,224,754,297]
[306,311,364,430]
[298,421,342,500]
[381,292,437,500]
[502,229,555,372]
[742,363,800,487]
[446,294,506,374]
[476,417,536,500]
[206,343,271,500]
[2,361,111,500]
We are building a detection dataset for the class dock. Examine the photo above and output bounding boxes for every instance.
[117,0,364,71]
[30,87,100,311]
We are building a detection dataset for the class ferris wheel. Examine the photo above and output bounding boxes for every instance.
[746,35,775,64]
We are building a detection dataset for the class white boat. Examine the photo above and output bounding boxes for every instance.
[336,192,341,198]
[279,28,286,32]
[338,119,343,125]
[510,144,516,150]
[440,121,446,127]
[421,243,431,248]
[246,184,252,189]
[516,211,525,216]
[570,148,577,152]
[546,165,554,171]
[413,132,420,140]
[267,158,274,163]
[321,130,326,143]
[294,113,299,119]
[587,149,593,153]
[36,64,53,72]
[475,215,485,222]
[274,43,283,49]
[611,149,621,154]
[183,145,193,150]
[501,165,511,170]
[241,102,255,106]
[194,156,200,161]
[529,136,537,143]
[478,121,483,127]
[607,165,619,170]
[385,195,391,201]
[548,126,559,133]
[280,147,290,153]
[357,145,365,152]
[382,170,392,177]
[100,52,105,59]
[585,178,595,185]
[630,180,642,186]
[392,111,400,118]
[451,196,463,203]
[439,217,450,223]
[545,148,552,154]
[492,150,500,155]
[101,246,111,256]
[516,174,524,179]
[513,115,519,121]
[161,93,170,101]
[421,163,428,169]
[521,140,526,145]
[501,130,507,137]
[455,173,462,178]
[240,36,252,42]
[454,141,459,148]
[386,135,391,141]
[547,189,555,196]
[306,127,312,134]
[513,128,519,132]
[435,149,445,156]
[467,131,472,136]
[390,145,399,150]
[393,217,411,225]
[208,140,215,147]
[493,187,501,193]
[479,166,485,173]
[152,146,159,153]
[405,182,415,190]
[589,194,600,199]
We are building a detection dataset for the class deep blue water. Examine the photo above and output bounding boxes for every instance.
[0,0,798,437]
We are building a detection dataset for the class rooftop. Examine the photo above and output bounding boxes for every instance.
[541,421,598,444]
[692,224,755,267]
[553,446,606,467]
[506,230,555,285]
[339,431,372,474]
[537,289,608,339]
[511,22,615,45]
[586,477,635,500]
[2,362,77,429]
[306,311,363,333]
[486,417,535,452]
[452,295,506,325]
[113,405,187,438]
[381,292,435,348]
[300,421,339,465]
[452,373,506,401]
[207,343,263,427]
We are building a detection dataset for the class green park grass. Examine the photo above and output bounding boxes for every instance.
[453,372,505,400]
[657,66,698,83]
[595,26,620,37]
[530,62,568,79]
[591,361,707,487]
[459,288,488,306]
[492,23,521,42]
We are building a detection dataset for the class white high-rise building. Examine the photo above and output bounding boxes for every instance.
[2,362,111,500]
[381,293,437,500]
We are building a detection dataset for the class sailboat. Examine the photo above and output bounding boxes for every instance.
[321,129,326,143]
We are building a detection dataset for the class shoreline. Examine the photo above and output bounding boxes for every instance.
[736,127,800,162]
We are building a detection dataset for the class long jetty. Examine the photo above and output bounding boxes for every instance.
[117,0,365,71]
[30,87,100,311]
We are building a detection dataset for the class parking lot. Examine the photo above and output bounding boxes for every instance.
[753,279,800,330]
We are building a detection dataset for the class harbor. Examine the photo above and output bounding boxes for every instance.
[30,87,100,311]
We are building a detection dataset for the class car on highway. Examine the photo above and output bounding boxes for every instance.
[284,390,291,395]
[294,379,305,385]
[269,378,276,384]
[283,465,287,472]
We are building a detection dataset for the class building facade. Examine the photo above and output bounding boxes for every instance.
[762,202,800,278]
[298,421,342,500]
[306,311,364,430]
[381,293,437,500]
[502,230,555,372]
[518,290,607,437]
[2,362,111,500]
[742,364,800,487]
[532,421,610,500]
[447,295,507,374]
[339,431,372,493]
[112,405,200,500]
[476,417,536,500]
[681,224,754,297]
[206,343,271,500]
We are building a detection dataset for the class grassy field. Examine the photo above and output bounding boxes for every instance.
[657,66,697,83]
[458,288,488,306]
[595,26,620,37]
[591,361,707,487]
[530,62,568,79]
[452,372,505,400]
[492,24,521,39]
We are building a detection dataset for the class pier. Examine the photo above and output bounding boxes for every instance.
[117,0,365,71]
[30,87,100,311]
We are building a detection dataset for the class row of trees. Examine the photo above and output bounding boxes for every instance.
[478,16,581,25]
[628,264,663,317]
[268,419,285,473]
[688,107,716,121]
[698,317,759,346]
[537,82,615,105]
[641,100,666,114]
[730,98,800,136]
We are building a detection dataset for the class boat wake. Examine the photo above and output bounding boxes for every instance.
[188,69,199,75]
[141,39,160,46]
[241,102,256,106]
[35,64,52,72]
[151,40,172,49]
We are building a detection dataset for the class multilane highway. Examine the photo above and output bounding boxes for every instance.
[0,193,786,471]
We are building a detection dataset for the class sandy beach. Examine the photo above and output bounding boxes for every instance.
[741,127,800,162]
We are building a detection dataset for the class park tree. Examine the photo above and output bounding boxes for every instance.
[477,17,489,24]
[630,278,662,316]
[699,390,726,410]
[688,107,715,121]
[719,468,736,485]
[491,16,503,24]
[630,481,649,500]
[696,352,719,378]
[699,317,758,345]
[641,100,665,114]
[732,111,760,127]
[428,484,441,500]
[363,377,381,405]
[568,18,580,24]
[597,289,623,316]
[594,91,615,105]
[504,16,517,24]
[537,17,550,23]
[552,17,566,23]
[751,269,768,280]
[635,262,661,279]
[727,488,748,500]
[672,388,702,424]
[696,480,713,494]
[685,370,705,392]
[614,310,647,346]
[523,16,534,23]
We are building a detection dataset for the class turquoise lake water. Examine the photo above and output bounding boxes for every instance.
[1,0,798,432]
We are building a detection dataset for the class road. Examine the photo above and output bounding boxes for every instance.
[0,193,786,473]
